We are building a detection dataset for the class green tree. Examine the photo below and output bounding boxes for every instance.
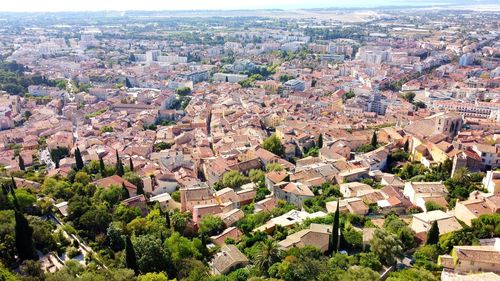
[266,163,283,172]
[115,150,124,177]
[15,211,36,261]
[358,252,382,271]
[99,156,106,177]
[125,78,132,88]
[165,211,171,229]
[329,199,340,255]
[133,234,170,274]
[129,158,134,172]
[74,147,84,171]
[221,171,249,189]
[370,229,403,266]
[122,182,130,199]
[137,272,168,281]
[340,266,379,281]
[262,135,284,156]
[318,133,323,149]
[370,131,378,148]
[198,215,224,237]
[18,155,25,171]
[386,268,438,281]
[125,236,139,274]
[254,239,281,275]
[50,146,69,168]
[426,220,440,245]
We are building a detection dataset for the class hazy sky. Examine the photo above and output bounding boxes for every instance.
[0,0,461,12]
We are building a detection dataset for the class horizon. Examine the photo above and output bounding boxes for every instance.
[0,0,497,13]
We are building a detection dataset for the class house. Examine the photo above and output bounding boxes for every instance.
[411,210,462,236]
[180,182,217,212]
[274,182,314,208]
[54,201,69,217]
[339,182,373,198]
[278,223,332,253]
[254,196,277,213]
[264,171,289,191]
[483,170,500,194]
[335,167,369,183]
[149,192,173,210]
[380,185,413,214]
[403,181,448,211]
[326,198,369,215]
[92,175,137,197]
[210,227,244,246]
[218,209,245,227]
[440,271,500,281]
[439,238,500,275]
[121,195,148,216]
[454,192,500,226]
[254,210,327,233]
[211,244,249,275]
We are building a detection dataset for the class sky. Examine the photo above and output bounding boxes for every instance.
[0,0,465,12]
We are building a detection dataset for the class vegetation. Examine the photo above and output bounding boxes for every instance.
[262,134,284,157]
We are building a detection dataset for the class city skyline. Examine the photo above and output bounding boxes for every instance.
[0,0,497,12]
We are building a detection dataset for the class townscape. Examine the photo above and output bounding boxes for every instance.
[0,3,499,281]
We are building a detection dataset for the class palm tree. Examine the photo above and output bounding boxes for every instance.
[254,239,281,275]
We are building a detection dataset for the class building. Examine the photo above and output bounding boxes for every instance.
[278,223,333,253]
[439,238,500,275]
[178,70,209,84]
[483,171,500,194]
[411,210,462,236]
[211,244,249,275]
[454,192,500,226]
[273,182,314,208]
[213,73,248,83]
[283,79,305,92]
[403,181,448,211]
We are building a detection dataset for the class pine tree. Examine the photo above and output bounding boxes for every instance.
[18,155,25,171]
[75,147,84,171]
[165,211,171,229]
[129,158,134,172]
[318,133,323,149]
[99,156,106,177]
[127,121,132,128]
[329,199,340,255]
[125,236,139,274]
[122,182,130,199]
[371,131,378,148]
[15,210,36,261]
[115,150,124,177]
[426,220,440,245]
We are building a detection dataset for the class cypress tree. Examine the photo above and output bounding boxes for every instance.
[122,182,130,199]
[329,199,340,255]
[371,131,378,148]
[75,148,84,171]
[10,188,20,210]
[318,133,323,149]
[165,211,171,229]
[19,155,25,171]
[11,176,17,189]
[125,78,132,88]
[115,150,124,177]
[15,210,36,261]
[426,220,440,245]
[129,157,134,172]
[99,156,106,177]
[125,236,139,275]
[404,140,410,152]
[127,121,132,128]
[136,182,144,195]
